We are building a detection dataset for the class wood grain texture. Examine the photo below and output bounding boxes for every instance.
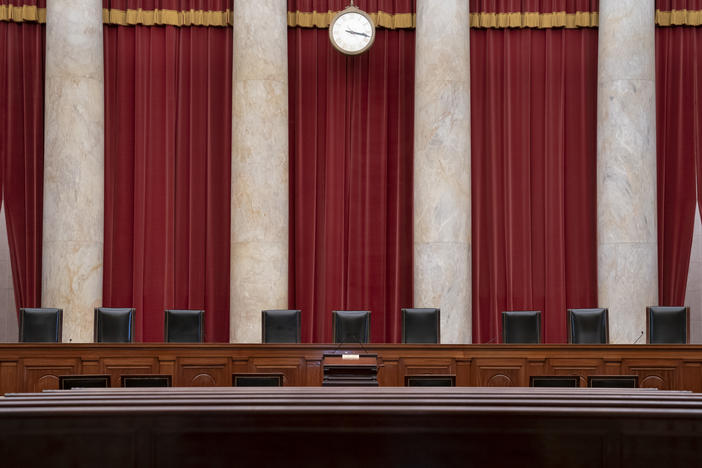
[2,343,702,392]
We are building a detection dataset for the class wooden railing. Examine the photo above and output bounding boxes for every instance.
[2,386,702,465]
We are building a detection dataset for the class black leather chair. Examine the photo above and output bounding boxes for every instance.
[332,310,370,344]
[530,376,580,387]
[18,308,63,342]
[94,307,135,343]
[262,309,301,343]
[502,310,541,344]
[401,308,440,344]
[164,309,205,343]
[567,308,609,344]
[233,373,284,387]
[588,375,638,388]
[647,306,689,344]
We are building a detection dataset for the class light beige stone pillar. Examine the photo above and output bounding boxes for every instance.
[414,0,472,343]
[43,1,104,343]
[230,0,289,342]
[597,0,657,343]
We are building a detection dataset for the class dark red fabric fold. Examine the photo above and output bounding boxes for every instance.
[103,0,231,11]
[0,0,45,8]
[288,27,414,343]
[656,25,702,306]
[657,0,702,10]
[471,27,598,343]
[103,24,232,342]
[288,0,415,15]
[0,20,44,315]
[469,0,598,14]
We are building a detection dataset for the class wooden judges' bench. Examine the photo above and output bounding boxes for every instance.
[3,343,702,393]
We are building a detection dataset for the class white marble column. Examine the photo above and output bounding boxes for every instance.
[597,0,657,343]
[230,0,289,342]
[42,1,104,343]
[414,0,472,344]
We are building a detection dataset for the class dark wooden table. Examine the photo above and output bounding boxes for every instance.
[2,386,702,467]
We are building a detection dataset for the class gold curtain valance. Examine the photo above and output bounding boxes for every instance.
[656,9,702,26]
[0,4,45,23]
[470,11,598,29]
[103,8,232,27]
[287,10,415,29]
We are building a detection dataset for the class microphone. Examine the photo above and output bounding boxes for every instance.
[483,336,498,344]
[633,330,644,344]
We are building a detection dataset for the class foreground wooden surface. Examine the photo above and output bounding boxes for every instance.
[1,386,702,467]
[2,343,702,392]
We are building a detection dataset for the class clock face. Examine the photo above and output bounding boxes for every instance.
[329,9,375,55]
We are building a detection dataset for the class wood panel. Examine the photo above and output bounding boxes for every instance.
[3,344,702,393]
[473,358,525,387]
[4,387,702,466]
[102,357,160,387]
[178,357,229,387]
[21,358,80,392]
[249,357,304,386]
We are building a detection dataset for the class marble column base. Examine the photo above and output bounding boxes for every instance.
[414,242,471,343]
[230,242,287,343]
[42,242,103,343]
[598,242,657,344]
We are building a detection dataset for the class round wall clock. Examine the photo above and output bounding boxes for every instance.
[329,5,376,55]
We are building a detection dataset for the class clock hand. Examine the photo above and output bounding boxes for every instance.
[345,28,370,38]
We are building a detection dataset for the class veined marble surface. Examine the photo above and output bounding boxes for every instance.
[230,0,289,343]
[43,0,104,343]
[597,0,657,343]
[414,0,472,344]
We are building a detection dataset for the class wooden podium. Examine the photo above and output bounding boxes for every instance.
[322,352,378,386]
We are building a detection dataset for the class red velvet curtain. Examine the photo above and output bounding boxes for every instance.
[288,0,415,343]
[656,0,702,305]
[0,0,45,316]
[471,1,599,343]
[103,0,232,342]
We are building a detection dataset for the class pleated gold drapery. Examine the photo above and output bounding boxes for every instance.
[469,11,598,29]
[657,9,702,26]
[469,0,598,29]
[102,8,232,27]
[0,3,45,23]
[287,10,414,29]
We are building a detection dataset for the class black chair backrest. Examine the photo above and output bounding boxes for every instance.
[164,309,205,343]
[18,308,63,343]
[502,310,541,344]
[647,306,689,344]
[588,375,638,388]
[567,308,609,344]
[332,310,370,344]
[94,307,135,343]
[262,310,301,343]
[405,375,455,387]
[121,375,172,388]
[530,376,580,388]
[233,374,284,387]
[401,308,440,344]
[59,375,110,390]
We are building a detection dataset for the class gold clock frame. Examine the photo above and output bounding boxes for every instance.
[328,5,377,56]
